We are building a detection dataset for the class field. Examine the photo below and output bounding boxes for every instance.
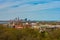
[0,24,60,40]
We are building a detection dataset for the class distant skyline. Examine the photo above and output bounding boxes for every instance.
[0,0,60,21]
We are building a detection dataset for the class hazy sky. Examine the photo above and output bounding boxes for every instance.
[0,0,60,21]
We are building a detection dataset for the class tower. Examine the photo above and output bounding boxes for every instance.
[25,18,27,21]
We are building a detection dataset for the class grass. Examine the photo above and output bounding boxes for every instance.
[0,24,60,40]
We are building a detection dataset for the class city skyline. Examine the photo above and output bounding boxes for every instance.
[0,0,60,21]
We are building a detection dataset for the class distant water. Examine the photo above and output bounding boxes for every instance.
[0,22,9,24]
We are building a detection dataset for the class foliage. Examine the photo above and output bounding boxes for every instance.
[0,25,60,40]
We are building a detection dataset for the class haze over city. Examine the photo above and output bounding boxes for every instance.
[0,0,60,21]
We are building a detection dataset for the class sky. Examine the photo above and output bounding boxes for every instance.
[0,0,60,21]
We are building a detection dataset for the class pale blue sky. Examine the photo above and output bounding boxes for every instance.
[0,0,60,21]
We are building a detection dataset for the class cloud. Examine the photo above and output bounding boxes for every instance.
[0,0,53,9]
[0,8,60,20]
[0,0,60,12]
[0,0,60,20]
[1,1,59,12]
